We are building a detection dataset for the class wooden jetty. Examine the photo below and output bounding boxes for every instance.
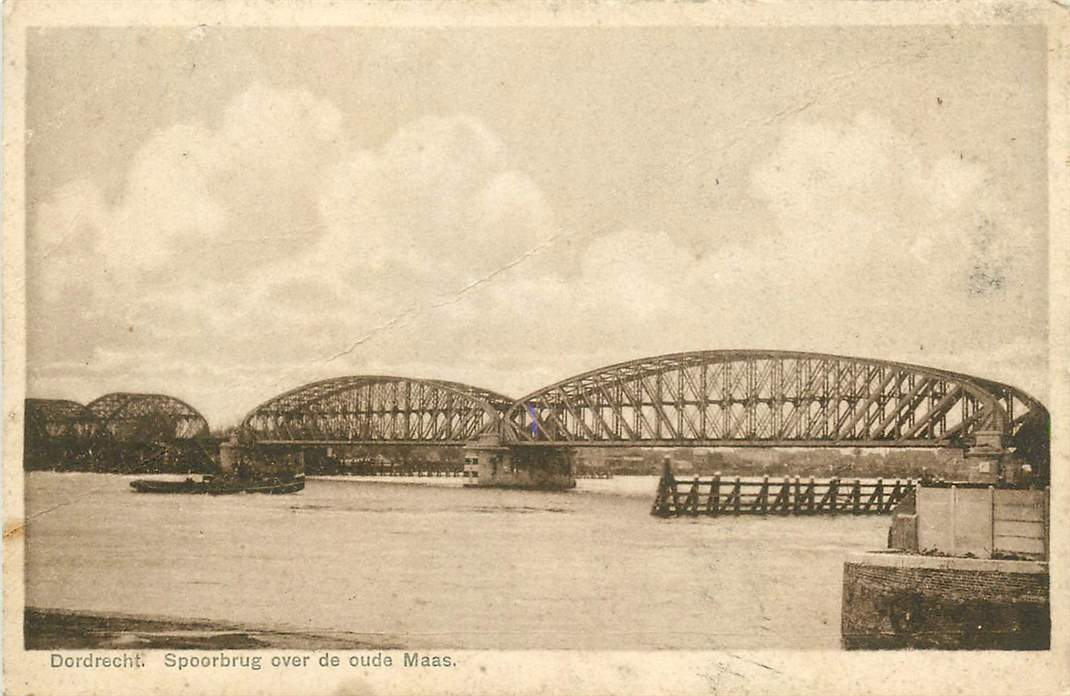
[651,469,914,517]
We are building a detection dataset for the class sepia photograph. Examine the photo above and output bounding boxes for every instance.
[3,2,1068,695]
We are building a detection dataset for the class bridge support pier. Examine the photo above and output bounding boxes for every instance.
[222,437,305,481]
[463,434,576,490]
[965,430,1007,485]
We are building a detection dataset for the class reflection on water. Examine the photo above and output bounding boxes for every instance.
[26,472,889,649]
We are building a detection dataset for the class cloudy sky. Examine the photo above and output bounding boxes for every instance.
[26,26,1049,427]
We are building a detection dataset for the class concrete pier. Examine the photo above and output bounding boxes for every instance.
[463,434,576,490]
[219,436,305,480]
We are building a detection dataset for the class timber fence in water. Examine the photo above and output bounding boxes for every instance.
[332,461,468,477]
[651,472,914,517]
[575,470,615,480]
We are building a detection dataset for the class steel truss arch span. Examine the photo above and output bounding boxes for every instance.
[86,392,210,442]
[25,399,100,441]
[242,376,514,444]
[504,350,1048,454]
[23,399,105,470]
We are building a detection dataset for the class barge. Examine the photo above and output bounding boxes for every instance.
[130,474,304,495]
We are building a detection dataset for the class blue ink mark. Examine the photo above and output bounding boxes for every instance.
[526,403,537,435]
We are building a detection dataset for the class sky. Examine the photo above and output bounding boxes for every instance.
[25,25,1049,427]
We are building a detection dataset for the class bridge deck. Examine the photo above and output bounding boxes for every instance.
[257,439,959,448]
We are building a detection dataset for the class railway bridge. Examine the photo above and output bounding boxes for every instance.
[24,393,212,472]
[240,350,1049,490]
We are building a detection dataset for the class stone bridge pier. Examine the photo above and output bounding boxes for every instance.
[463,434,576,490]
[964,429,1004,484]
[966,429,1037,486]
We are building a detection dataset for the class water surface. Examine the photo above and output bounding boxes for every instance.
[25,472,888,649]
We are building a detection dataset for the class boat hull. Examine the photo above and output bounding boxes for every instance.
[130,476,304,495]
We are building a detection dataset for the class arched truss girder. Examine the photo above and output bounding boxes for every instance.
[86,392,210,442]
[241,376,515,444]
[24,399,101,442]
[503,350,1048,450]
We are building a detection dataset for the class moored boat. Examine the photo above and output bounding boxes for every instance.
[130,474,304,495]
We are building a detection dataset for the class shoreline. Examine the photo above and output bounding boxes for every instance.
[24,607,405,651]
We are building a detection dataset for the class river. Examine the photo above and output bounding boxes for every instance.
[24,471,889,649]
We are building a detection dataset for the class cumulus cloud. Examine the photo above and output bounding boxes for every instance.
[27,84,563,422]
[747,112,1044,305]
[466,111,1048,397]
[738,112,1045,394]
[313,113,555,295]
[27,92,1047,425]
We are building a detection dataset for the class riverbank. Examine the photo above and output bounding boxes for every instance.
[24,607,403,650]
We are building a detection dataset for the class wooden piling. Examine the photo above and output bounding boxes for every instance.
[707,474,721,516]
[687,478,701,516]
[752,476,769,514]
[772,477,790,514]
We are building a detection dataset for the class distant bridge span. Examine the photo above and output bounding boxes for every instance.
[240,351,1048,468]
[87,392,210,441]
[24,393,213,472]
